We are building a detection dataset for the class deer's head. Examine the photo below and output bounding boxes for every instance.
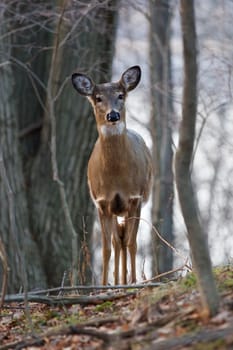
[72,66,141,136]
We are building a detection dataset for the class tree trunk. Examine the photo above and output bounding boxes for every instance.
[175,0,219,316]
[0,3,46,292]
[149,0,174,276]
[0,0,118,291]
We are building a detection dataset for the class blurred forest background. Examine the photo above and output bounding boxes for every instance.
[0,0,232,293]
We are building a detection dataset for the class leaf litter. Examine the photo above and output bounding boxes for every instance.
[1,266,233,349]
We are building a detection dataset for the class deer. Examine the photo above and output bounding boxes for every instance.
[71,66,153,285]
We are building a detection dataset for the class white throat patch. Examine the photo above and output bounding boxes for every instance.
[100,121,125,137]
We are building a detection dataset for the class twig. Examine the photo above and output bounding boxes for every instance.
[18,120,42,139]
[0,60,10,68]
[128,216,192,271]
[10,56,47,92]
[140,263,190,284]
[192,101,230,170]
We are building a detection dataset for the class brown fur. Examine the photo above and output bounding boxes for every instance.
[72,66,153,284]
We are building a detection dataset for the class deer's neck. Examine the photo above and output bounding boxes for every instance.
[98,123,128,162]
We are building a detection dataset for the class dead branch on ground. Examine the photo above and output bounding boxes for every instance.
[3,290,137,306]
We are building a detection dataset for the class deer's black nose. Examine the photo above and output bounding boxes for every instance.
[107,111,120,122]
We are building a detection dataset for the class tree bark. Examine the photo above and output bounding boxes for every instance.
[0,0,118,291]
[0,3,46,292]
[149,0,174,276]
[175,0,219,316]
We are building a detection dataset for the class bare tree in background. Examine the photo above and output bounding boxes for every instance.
[191,0,233,263]
[175,0,219,316]
[0,0,118,292]
[149,0,174,276]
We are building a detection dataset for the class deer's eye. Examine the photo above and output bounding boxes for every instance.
[118,93,124,100]
[96,96,102,103]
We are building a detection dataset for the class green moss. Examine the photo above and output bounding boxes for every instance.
[193,338,225,350]
[64,314,80,325]
[214,265,233,291]
[180,272,197,289]
[95,301,113,312]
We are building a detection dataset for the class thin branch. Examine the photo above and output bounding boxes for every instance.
[10,56,47,92]
[18,120,42,139]
[128,217,192,271]
[191,101,230,169]
[0,61,10,68]
[27,72,48,114]
[53,75,70,102]
[0,23,38,41]
[141,262,190,284]
[57,0,113,50]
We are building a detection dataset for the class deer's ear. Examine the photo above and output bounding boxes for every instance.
[120,66,141,92]
[71,73,94,96]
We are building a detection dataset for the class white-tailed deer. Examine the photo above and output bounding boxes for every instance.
[72,66,153,285]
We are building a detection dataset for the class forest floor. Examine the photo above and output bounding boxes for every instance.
[1,266,233,350]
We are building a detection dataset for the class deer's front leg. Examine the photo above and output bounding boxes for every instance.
[121,244,127,284]
[98,209,113,285]
[118,223,127,284]
[126,199,142,283]
[112,235,120,285]
[113,220,127,284]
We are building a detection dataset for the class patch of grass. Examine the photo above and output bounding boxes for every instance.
[179,272,197,289]
[134,283,172,312]
[193,338,226,350]
[95,301,113,312]
[214,265,233,291]
[64,314,80,325]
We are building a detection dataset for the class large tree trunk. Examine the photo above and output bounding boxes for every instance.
[0,0,118,291]
[0,3,46,292]
[149,0,174,276]
[175,0,219,316]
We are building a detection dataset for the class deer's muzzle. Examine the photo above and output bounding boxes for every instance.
[107,110,120,123]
